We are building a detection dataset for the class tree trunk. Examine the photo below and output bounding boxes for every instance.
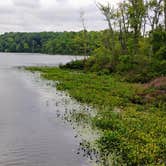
[164,0,166,30]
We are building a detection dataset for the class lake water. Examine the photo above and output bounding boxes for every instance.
[0,53,91,166]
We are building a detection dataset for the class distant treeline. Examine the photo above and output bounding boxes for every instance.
[0,31,103,55]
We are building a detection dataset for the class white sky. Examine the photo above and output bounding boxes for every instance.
[0,0,121,33]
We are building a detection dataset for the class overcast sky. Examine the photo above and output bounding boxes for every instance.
[0,0,120,33]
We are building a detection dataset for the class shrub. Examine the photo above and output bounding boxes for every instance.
[85,47,113,72]
[155,46,166,60]
[60,59,85,70]
[151,28,166,55]
[138,38,151,56]
[116,55,134,72]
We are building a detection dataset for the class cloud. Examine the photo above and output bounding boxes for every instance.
[0,0,116,33]
[12,0,40,8]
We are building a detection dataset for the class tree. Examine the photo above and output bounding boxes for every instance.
[117,1,130,53]
[80,10,88,59]
[147,0,163,31]
[97,2,117,68]
[127,0,146,53]
[164,0,166,30]
[98,3,115,49]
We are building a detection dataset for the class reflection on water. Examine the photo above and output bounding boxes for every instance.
[0,53,94,166]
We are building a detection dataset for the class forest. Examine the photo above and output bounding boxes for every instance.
[0,31,102,55]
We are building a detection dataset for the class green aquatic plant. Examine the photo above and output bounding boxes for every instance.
[26,67,166,165]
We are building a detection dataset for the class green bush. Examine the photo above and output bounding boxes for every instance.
[138,38,151,56]
[85,47,113,72]
[60,59,85,70]
[155,46,166,60]
[119,55,166,83]
[116,55,134,72]
[151,28,166,56]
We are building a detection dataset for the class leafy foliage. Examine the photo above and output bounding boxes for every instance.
[0,31,102,55]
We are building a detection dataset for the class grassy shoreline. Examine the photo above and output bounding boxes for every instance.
[26,66,166,165]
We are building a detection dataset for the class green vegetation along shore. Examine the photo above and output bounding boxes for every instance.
[26,66,166,165]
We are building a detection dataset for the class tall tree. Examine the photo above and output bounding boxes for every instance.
[118,1,130,53]
[147,0,163,31]
[127,0,146,53]
[98,3,117,67]
[164,0,166,30]
[80,10,88,59]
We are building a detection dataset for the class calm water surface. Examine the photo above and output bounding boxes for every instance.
[0,53,91,166]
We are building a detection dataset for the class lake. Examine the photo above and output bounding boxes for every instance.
[0,53,91,166]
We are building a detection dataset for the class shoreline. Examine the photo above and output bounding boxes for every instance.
[0,52,84,56]
[26,66,166,165]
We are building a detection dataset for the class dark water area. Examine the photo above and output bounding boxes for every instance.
[0,53,92,166]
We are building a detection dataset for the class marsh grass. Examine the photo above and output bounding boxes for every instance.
[26,67,166,165]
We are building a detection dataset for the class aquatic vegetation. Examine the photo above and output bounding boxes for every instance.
[26,67,166,165]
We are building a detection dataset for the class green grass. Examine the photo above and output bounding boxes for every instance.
[26,66,166,165]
